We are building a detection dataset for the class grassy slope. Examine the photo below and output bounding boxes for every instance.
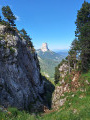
[39,71,90,120]
[0,71,90,120]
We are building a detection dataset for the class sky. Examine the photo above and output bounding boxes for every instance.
[0,0,89,50]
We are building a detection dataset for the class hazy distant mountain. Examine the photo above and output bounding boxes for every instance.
[53,49,69,58]
[36,43,65,80]
[37,49,64,61]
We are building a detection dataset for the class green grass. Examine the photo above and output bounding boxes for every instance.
[0,71,90,120]
[0,108,37,120]
[38,92,90,120]
[81,71,90,82]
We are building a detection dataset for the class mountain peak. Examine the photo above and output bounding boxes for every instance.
[41,43,49,52]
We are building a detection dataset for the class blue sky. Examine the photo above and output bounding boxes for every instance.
[0,0,89,50]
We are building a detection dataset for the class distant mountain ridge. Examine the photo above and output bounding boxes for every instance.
[36,43,65,80]
[37,49,64,61]
[54,49,69,58]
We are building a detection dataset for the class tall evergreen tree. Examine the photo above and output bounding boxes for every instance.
[2,6,16,26]
[75,1,90,71]
[68,38,80,70]
[54,66,60,84]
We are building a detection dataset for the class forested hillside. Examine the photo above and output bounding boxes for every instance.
[36,45,64,80]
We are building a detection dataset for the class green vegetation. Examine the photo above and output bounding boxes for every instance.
[19,29,30,40]
[54,59,68,84]
[54,1,90,84]
[68,1,90,72]
[0,108,36,120]
[37,50,64,80]
[0,71,90,120]
[54,65,60,84]
[37,50,64,60]
[75,1,90,71]
[2,6,16,26]
[39,57,60,80]
[0,5,34,50]
[68,38,79,69]
[0,1,90,120]
[10,47,15,54]
[39,98,90,120]
[19,28,33,48]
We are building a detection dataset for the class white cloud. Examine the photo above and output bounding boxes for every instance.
[0,5,2,9]
[15,15,20,21]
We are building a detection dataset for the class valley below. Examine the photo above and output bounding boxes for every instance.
[36,43,66,80]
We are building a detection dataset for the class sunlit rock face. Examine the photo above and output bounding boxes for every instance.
[41,43,49,52]
[52,63,70,109]
[0,25,45,112]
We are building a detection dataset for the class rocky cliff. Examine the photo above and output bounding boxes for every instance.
[41,43,49,52]
[0,25,45,112]
[52,62,87,110]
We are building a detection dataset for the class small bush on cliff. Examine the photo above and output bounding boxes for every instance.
[10,47,15,54]
[19,28,34,48]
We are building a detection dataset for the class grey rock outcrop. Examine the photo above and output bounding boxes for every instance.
[59,63,69,78]
[52,63,70,109]
[52,84,69,109]
[41,43,49,52]
[0,25,45,111]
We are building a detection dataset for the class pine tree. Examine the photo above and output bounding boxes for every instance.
[54,66,60,84]
[75,1,90,71]
[19,29,33,48]
[2,6,16,26]
[68,38,80,70]
[19,29,29,40]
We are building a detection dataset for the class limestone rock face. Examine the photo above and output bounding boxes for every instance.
[52,63,70,109]
[0,25,45,111]
[52,63,82,110]
[59,63,69,79]
[41,43,49,52]
[52,84,69,109]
